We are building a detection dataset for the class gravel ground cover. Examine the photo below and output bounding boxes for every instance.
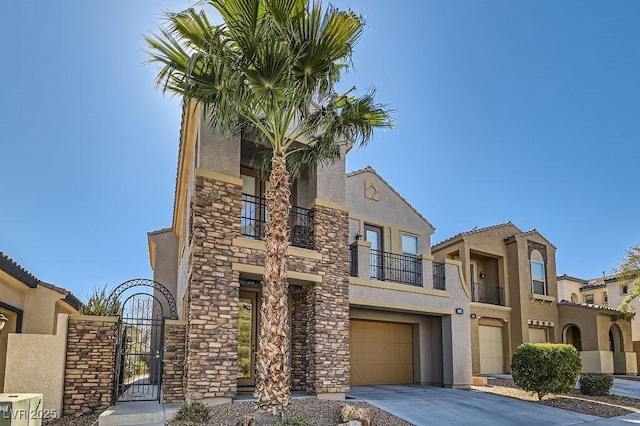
[43,399,412,426]
[44,414,98,426]
[472,378,640,418]
[204,399,412,426]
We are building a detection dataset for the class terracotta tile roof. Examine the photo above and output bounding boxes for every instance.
[558,300,624,314]
[0,251,82,310]
[0,251,38,288]
[503,229,557,249]
[557,274,589,284]
[432,221,521,250]
[346,166,435,231]
[39,281,83,311]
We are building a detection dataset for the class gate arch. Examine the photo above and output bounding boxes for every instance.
[109,278,178,403]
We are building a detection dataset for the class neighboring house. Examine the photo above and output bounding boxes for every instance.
[0,251,81,390]
[558,273,639,374]
[147,103,471,404]
[432,222,559,375]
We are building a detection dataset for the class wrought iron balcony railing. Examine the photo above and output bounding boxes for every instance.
[370,249,422,286]
[472,282,504,306]
[433,261,446,290]
[241,193,314,250]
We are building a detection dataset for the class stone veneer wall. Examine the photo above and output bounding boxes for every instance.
[290,285,308,391]
[185,174,241,400]
[162,321,187,403]
[63,316,117,415]
[305,205,350,394]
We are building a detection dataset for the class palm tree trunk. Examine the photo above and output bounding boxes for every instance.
[255,150,292,412]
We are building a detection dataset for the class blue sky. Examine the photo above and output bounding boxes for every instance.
[1,1,638,300]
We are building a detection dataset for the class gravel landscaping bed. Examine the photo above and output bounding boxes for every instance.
[42,399,411,426]
[44,414,98,426]
[205,399,413,426]
[472,378,640,418]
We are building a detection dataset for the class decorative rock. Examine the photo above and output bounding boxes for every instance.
[341,404,372,426]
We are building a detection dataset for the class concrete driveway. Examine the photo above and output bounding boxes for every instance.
[347,385,598,426]
[611,378,640,399]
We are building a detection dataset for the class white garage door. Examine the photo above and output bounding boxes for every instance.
[479,325,504,374]
[528,327,547,343]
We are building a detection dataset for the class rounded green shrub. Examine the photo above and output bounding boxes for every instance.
[168,401,213,426]
[579,373,614,396]
[511,343,582,400]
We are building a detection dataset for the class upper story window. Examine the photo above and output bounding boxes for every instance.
[530,249,546,295]
[585,294,594,304]
[401,233,419,256]
[622,284,629,295]
[603,291,608,303]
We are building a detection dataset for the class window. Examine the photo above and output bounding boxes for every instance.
[622,284,628,295]
[401,233,419,255]
[531,260,546,295]
[585,294,594,304]
[603,291,608,303]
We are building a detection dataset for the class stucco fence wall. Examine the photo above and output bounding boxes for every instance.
[4,314,187,417]
[3,313,70,417]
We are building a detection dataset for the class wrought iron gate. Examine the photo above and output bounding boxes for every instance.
[109,279,177,403]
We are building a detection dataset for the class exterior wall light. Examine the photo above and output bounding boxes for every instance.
[355,231,362,241]
[455,308,464,315]
[0,311,7,333]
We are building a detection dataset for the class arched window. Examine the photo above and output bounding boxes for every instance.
[530,250,546,295]
[570,293,579,302]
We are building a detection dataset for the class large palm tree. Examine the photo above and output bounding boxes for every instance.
[146,0,392,412]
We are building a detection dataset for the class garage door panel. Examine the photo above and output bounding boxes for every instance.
[479,325,504,374]
[350,319,414,385]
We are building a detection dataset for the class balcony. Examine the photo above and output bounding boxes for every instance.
[471,282,504,306]
[241,193,314,250]
[349,242,446,289]
[433,262,446,290]
[369,249,423,286]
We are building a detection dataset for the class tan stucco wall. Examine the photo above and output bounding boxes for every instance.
[607,280,640,340]
[559,304,636,374]
[349,261,471,388]
[350,308,443,385]
[557,278,584,303]
[150,229,179,318]
[4,313,68,417]
[346,170,434,254]
[470,303,512,374]
[506,235,560,348]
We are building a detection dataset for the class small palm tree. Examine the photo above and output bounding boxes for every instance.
[146,0,392,413]
[80,284,121,316]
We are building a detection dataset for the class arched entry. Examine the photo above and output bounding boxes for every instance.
[109,279,178,403]
[563,324,582,351]
[609,323,626,374]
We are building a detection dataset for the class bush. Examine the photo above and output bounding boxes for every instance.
[511,343,582,400]
[579,373,614,396]
[168,401,213,426]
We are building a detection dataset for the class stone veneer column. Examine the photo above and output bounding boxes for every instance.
[290,285,308,391]
[162,320,187,403]
[63,316,118,415]
[186,173,242,403]
[305,204,350,397]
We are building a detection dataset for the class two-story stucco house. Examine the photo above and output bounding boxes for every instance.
[432,222,559,375]
[147,103,472,404]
